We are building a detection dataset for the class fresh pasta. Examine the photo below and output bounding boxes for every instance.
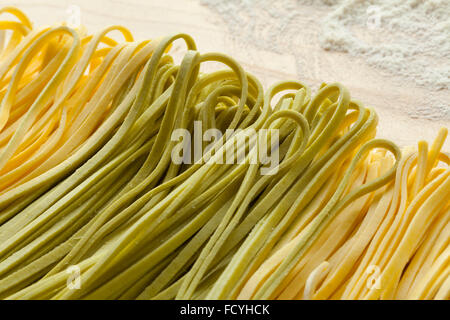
[0,7,447,300]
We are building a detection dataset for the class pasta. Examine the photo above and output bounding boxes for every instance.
[0,7,447,300]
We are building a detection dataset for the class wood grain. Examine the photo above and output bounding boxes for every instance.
[4,0,449,149]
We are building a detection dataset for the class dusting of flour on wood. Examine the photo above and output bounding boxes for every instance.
[201,0,450,122]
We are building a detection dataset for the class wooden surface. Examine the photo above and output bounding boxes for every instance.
[5,0,449,150]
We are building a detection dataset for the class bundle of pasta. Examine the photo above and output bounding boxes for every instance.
[0,7,447,300]
[282,129,449,300]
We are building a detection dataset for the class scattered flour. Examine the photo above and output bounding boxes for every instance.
[200,0,450,120]
[319,0,449,91]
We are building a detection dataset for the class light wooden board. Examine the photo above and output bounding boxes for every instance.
[5,0,450,150]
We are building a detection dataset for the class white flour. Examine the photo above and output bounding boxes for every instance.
[200,0,450,120]
[319,0,449,91]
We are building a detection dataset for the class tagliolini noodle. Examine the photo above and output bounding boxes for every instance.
[0,7,447,300]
